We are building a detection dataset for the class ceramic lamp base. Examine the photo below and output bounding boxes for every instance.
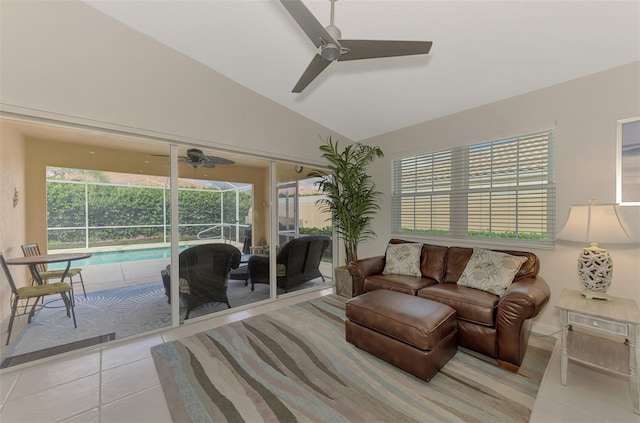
[577,244,612,298]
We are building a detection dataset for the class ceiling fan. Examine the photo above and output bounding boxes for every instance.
[154,149,234,168]
[280,0,433,93]
[180,149,234,168]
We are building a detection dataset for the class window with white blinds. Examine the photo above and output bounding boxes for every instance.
[392,130,556,246]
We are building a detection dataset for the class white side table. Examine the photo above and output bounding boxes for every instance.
[556,288,640,414]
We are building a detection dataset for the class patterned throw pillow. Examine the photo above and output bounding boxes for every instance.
[382,243,423,276]
[457,248,527,296]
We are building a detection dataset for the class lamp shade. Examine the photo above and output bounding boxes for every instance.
[557,203,637,244]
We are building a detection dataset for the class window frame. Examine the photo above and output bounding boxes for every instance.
[391,130,556,247]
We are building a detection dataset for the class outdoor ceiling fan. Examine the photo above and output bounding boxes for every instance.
[280,0,433,93]
[180,149,234,168]
[153,149,234,168]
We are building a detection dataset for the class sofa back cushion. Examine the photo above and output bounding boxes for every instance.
[443,247,473,283]
[388,239,448,283]
[443,247,539,283]
[387,239,539,284]
[420,244,448,283]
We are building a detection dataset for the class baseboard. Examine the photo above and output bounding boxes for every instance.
[532,321,561,338]
[1,332,116,369]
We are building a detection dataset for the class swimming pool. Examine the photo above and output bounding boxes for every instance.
[48,245,192,269]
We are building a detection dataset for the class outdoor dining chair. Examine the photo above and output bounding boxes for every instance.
[0,252,77,345]
[21,243,86,299]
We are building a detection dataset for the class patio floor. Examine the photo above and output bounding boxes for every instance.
[0,257,334,365]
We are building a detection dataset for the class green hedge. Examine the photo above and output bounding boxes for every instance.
[400,227,546,240]
[47,181,252,248]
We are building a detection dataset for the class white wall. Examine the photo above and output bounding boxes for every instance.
[362,62,640,334]
[0,1,351,163]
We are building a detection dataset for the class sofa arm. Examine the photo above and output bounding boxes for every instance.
[496,276,551,369]
[348,255,386,296]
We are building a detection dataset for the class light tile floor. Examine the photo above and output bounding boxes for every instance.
[530,337,640,423]
[1,288,639,423]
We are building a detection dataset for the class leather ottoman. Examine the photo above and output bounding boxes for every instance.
[345,289,458,382]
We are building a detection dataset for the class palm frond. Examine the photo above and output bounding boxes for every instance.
[313,135,384,264]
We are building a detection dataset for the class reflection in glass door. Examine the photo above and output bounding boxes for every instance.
[277,182,298,244]
[273,164,333,295]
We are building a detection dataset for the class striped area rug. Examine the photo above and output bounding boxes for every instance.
[151,294,554,423]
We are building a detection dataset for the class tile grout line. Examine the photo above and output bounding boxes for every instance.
[0,367,21,411]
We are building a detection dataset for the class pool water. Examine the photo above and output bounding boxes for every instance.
[48,245,191,269]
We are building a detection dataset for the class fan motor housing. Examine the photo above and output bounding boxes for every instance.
[320,24,342,61]
[320,44,341,61]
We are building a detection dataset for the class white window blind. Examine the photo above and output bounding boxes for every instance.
[392,130,556,246]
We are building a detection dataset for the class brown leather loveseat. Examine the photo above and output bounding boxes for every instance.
[347,239,550,372]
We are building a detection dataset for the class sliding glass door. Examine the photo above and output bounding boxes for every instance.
[272,163,333,295]
[158,144,272,323]
[0,118,336,368]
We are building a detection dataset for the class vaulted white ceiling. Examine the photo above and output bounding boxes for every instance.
[81,1,639,141]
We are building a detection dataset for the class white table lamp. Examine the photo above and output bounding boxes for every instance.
[557,201,637,300]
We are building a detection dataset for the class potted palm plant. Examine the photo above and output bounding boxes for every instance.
[308,136,384,297]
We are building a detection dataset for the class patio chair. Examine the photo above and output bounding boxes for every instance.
[1,252,77,345]
[229,225,251,286]
[229,262,250,286]
[248,235,330,292]
[21,243,86,298]
[161,244,241,319]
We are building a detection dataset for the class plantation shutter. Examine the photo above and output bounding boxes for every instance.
[392,150,452,236]
[392,130,556,246]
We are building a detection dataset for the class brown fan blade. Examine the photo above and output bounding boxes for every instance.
[292,54,332,93]
[337,40,432,61]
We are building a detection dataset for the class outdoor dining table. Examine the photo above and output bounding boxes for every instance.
[5,252,92,286]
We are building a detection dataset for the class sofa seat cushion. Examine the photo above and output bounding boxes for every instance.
[364,274,437,296]
[346,290,457,351]
[417,284,498,327]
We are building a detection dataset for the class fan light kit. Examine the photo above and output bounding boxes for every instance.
[280,0,433,93]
